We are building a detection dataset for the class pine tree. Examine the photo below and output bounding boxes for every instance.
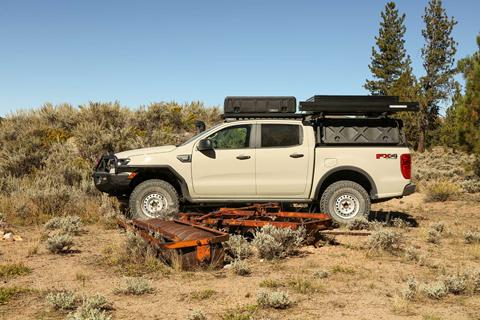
[418,0,457,152]
[365,2,411,95]
[450,34,480,152]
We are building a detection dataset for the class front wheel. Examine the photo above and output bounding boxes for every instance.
[319,180,370,224]
[129,179,179,220]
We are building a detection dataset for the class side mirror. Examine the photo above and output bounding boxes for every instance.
[197,139,213,151]
[195,120,206,134]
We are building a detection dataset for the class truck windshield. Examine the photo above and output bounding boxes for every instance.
[177,123,222,147]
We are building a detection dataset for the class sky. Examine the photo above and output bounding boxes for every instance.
[0,0,479,115]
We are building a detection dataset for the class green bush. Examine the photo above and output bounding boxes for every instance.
[252,225,305,260]
[365,229,402,253]
[256,290,291,309]
[46,290,77,310]
[224,235,253,261]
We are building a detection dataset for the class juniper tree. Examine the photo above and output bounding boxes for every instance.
[418,0,457,152]
[365,2,412,96]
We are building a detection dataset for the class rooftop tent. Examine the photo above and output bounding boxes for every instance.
[299,95,419,114]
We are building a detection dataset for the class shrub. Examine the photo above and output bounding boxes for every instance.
[365,229,402,253]
[66,306,111,320]
[430,222,446,234]
[81,294,110,311]
[231,259,251,276]
[313,270,329,279]
[0,263,31,279]
[115,277,154,295]
[256,290,291,309]
[470,269,480,293]
[404,246,420,262]
[401,277,417,300]
[347,217,370,230]
[102,232,167,276]
[187,310,207,320]
[224,235,253,261]
[443,274,467,295]
[391,218,410,229]
[252,225,305,260]
[422,281,448,300]
[426,229,442,245]
[46,290,77,310]
[464,230,480,244]
[44,215,83,235]
[46,233,74,253]
[424,180,461,202]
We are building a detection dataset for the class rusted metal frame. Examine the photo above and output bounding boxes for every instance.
[118,219,229,250]
[212,210,331,221]
[132,219,183,242]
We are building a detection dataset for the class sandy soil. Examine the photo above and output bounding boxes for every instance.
[1,192,480,320]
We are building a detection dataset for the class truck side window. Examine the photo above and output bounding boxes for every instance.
[208,125,251,149]
[261,124,301,148]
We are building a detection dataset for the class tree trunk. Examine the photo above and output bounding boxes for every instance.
[417,127,426,152]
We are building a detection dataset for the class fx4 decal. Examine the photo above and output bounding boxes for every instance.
[376,153,398,159]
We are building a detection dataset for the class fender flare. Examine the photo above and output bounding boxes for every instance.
[313,166,378,200]
[117,165,193,202]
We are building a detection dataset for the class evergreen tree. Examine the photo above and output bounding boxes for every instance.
[418,0,457,152]
[448,34,480,152]
[365,2,411,95]
[365,2,420,147]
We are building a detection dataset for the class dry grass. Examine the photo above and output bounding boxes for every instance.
[424,180,462,202]
[0,263,31,279]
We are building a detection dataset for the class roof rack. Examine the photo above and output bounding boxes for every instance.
[221,95,419,119]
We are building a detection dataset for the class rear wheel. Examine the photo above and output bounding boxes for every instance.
[129,179,179,220]
[319,180,370,224]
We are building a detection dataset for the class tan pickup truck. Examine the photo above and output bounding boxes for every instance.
[93,95,417,224]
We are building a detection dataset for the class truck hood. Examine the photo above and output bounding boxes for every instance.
[115,145,177,158]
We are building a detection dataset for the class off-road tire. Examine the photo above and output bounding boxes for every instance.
[319,180,370,225]
[129,179,179,220]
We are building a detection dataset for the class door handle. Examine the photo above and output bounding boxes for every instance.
[290,153,304,158]
[236,155,251,160]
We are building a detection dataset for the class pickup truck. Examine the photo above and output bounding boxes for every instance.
[92,95,417,224]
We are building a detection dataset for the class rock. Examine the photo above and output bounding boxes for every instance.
[0,230,4,236]
[3,232,13,240]
[223,263,232,269]
[13,235,23,241]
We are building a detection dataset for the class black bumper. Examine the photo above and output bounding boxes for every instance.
[402,183,416,196]
[92,154,131,196]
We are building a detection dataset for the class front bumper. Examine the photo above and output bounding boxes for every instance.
[92,154,131,196]
[402,183,416,196]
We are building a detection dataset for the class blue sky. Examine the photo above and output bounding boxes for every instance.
[0,0,479,115]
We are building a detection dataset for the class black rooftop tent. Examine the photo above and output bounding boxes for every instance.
[223,95,419,118]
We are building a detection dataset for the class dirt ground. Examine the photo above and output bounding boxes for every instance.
[1,192,480,320]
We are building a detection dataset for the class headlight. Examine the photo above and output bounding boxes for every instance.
[117,158,131,166]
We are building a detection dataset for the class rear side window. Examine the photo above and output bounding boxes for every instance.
[261,124,302,148]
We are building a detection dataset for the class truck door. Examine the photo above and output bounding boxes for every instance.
[255,123,309,197]
[191,124,256,197]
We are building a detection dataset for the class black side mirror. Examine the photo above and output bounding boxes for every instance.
[197,139,213,151]
[195,120,206,134]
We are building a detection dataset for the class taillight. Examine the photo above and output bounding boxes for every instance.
[400,154,411,179]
